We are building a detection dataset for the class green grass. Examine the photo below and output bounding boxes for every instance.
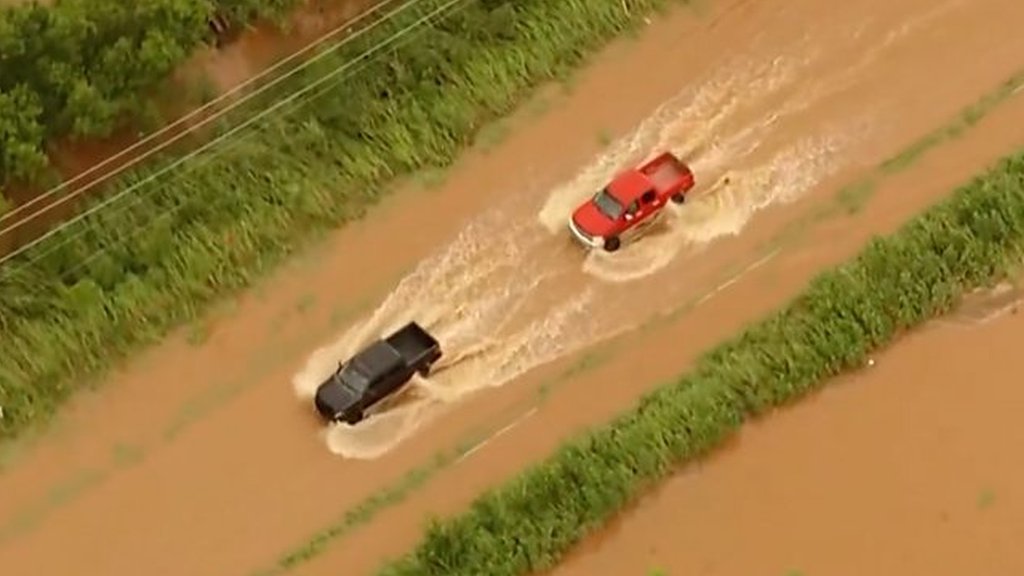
[372,149,1024,575]
[763,65,1024,250]
[111,442,144,467]
[251,452,454,576]
[0,466,105,545]
[977,489,996,510]
[834,178,877,215]
[0,0,687,444]
[296,293,317,313]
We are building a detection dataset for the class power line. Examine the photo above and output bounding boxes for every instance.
[0,0,420,235]
[0,0,407,228]
[0,0,470,278]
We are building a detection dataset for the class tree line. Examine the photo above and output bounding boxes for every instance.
[0,0,298,199]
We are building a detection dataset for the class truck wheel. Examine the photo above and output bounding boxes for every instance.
[603,236,621,252]
[670,193,686,204]
[344,410,364,425]
[417,365,430,378]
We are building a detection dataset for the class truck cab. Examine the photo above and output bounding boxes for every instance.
[314,322,442,425]
[568,151,695,252]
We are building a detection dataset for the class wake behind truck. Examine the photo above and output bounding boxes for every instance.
[568,151,695,252]
[314,321,442,425]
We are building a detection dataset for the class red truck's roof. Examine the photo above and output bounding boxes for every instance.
[606,169,651,204]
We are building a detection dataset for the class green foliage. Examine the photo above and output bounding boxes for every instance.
[374,154,1024,575]
[0,84,48,182]
[215,0,296,24]
[0,0,679,442]
[0,0,302,187]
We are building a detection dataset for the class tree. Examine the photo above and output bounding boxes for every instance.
[0,85,48,183]
[0,0,298,184]
[62,79,118,138]
[0,188,11,219]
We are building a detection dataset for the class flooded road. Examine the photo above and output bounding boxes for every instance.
[551,285,1024,576]
[2,0,1024,573]
[299,0,1005,460]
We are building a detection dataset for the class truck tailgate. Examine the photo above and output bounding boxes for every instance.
[641,153,692,192]
[385,322,440,365]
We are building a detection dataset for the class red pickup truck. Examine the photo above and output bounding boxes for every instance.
[567,151,695,252]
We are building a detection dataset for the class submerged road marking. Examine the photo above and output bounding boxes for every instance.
[453,248,784,466]
[456,407,539,464]
[695,247,781,306]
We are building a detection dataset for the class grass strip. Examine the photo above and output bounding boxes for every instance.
[0,0,682,443]
[880,71,1024,175]
[252,452,454,576]
[374,149,1024,575]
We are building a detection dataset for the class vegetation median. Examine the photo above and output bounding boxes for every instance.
[0,0,679,442]
[374,150,1024,575]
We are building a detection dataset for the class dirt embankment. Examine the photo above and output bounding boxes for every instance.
[1,0,1024,575]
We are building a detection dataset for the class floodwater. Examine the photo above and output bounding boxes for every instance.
[295,0,1020,460]
[550,285,1024,576]
[2,0,1024,574]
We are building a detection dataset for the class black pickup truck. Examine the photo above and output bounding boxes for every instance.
[314,321,443,425]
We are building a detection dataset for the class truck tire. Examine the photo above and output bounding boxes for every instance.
[344,410,364,425]
[417,365,430,378]
[670,192,686,204]
[604,236,621,252]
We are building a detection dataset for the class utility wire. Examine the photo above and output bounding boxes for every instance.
[0,0,419,236]
[0,0,470,279]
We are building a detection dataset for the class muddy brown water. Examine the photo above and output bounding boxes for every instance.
[2,0,1024,574]
[549,291,1024,576]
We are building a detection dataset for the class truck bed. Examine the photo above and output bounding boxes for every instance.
[384,321,440,367]
[640,152,691,192]
[350,341,403,386]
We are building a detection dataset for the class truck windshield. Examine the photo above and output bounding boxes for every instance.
[339,362,371,393]
[592,188,624,220]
